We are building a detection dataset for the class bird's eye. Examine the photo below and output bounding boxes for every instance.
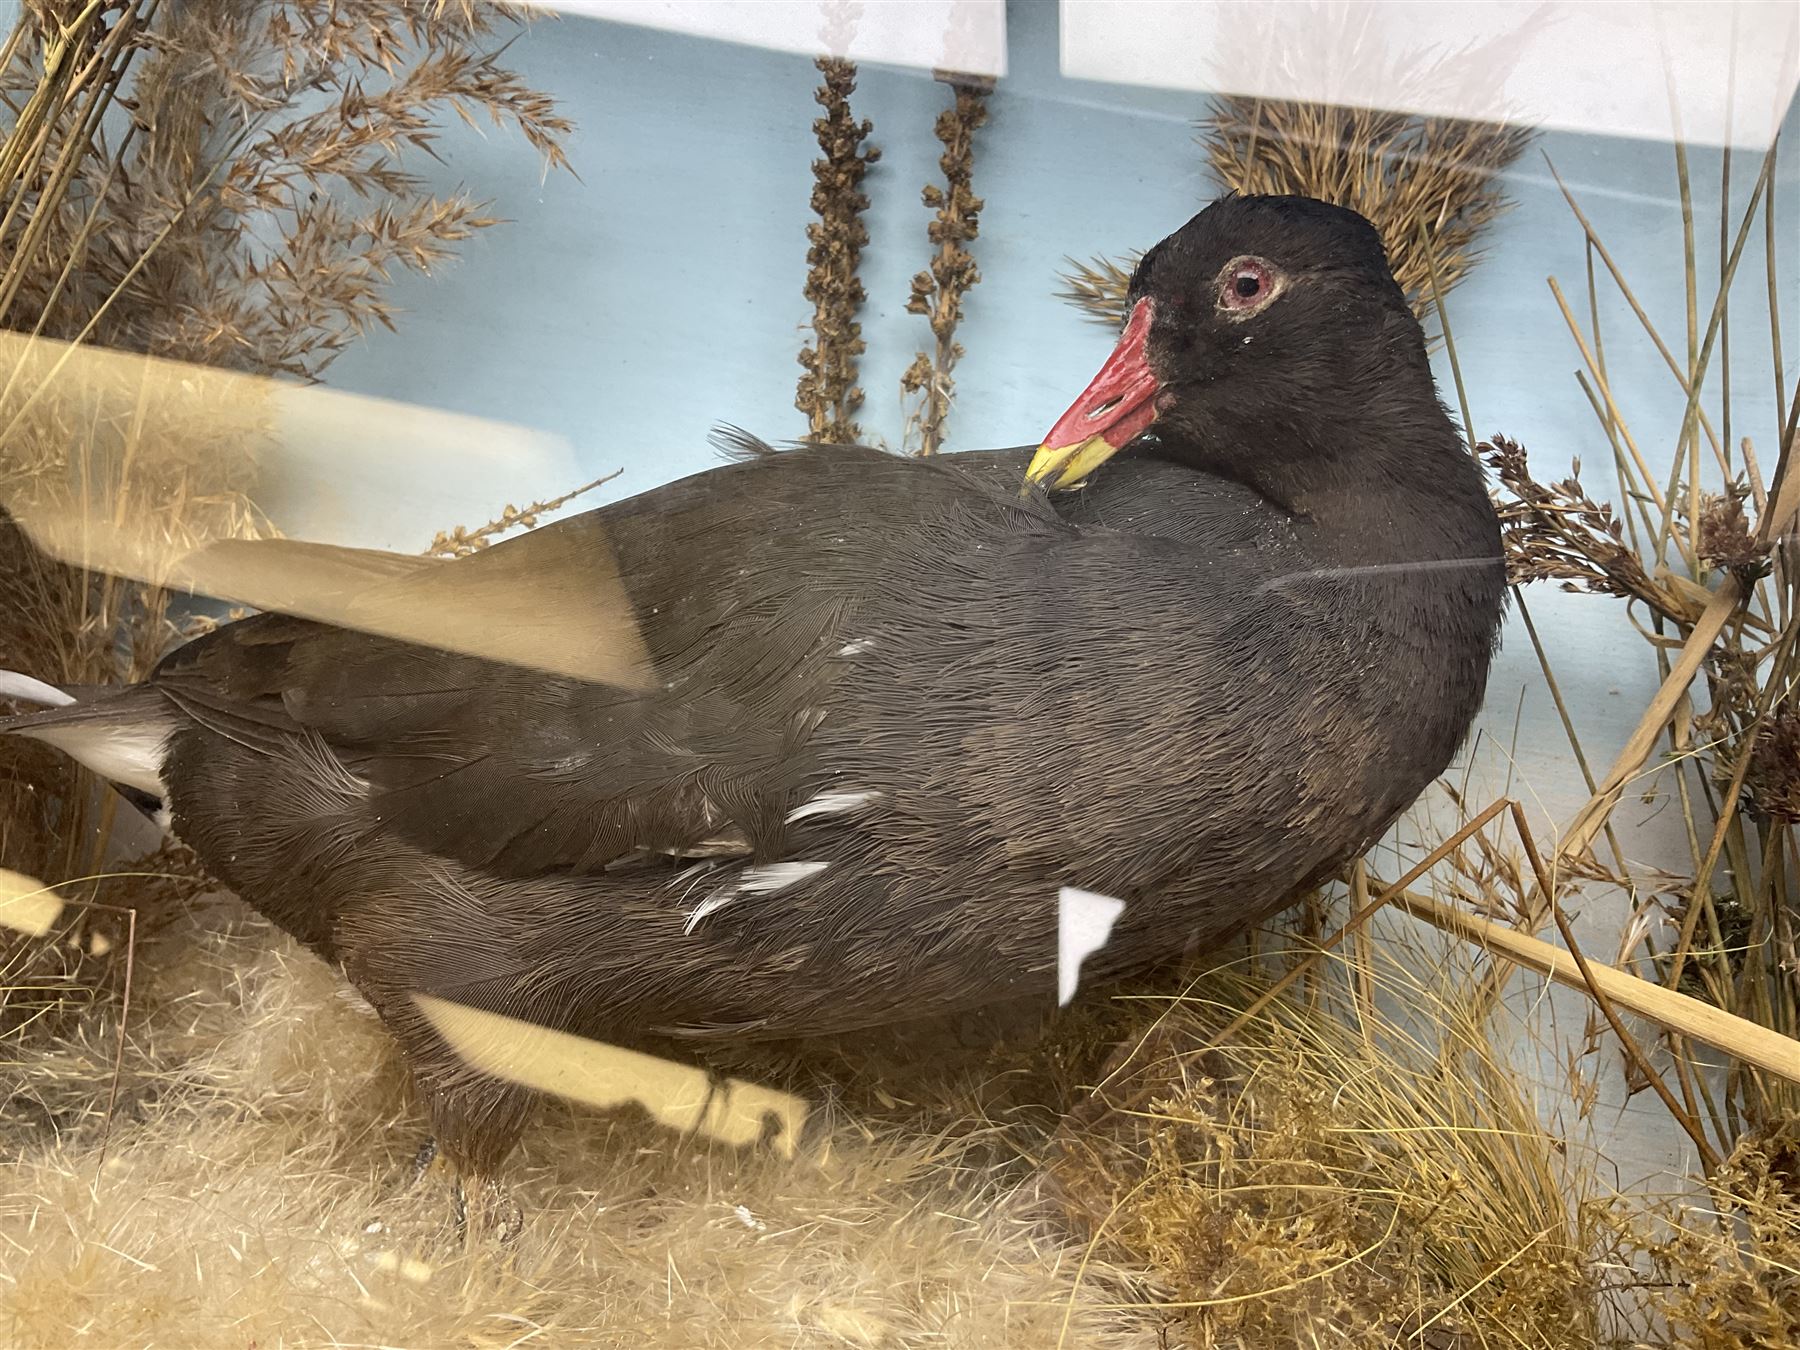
[1217,257,1277,314]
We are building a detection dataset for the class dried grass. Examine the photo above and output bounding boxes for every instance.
[1613,1118,1800,1350]
[1051,947,1624,1349]
[0,0,569,893]
[1404,119,1800,1350]
[1481,138,1800,1159]
[13,870,1790,1348]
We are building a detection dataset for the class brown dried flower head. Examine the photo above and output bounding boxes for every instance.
[1697,488,1771,581]
[796,56,879,445]
[1743,708,1800,825]
[903,73,990,456]
[1483,435,1658,603]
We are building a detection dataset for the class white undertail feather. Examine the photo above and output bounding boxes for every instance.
[19,722,170,799]
[0,670,75,708]
[2,668,172,801]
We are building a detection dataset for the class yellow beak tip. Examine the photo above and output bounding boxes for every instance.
[1023,436,1119,492]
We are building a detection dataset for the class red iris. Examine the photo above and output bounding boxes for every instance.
[1220,260,1271,311]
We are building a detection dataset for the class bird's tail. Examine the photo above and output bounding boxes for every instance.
[0,670,174,816]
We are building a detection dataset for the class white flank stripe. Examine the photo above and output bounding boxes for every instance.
[737,861,829,894]
[684,861,830,936]
[784,790,881,824]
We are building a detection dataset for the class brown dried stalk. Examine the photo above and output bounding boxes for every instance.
[1484,435,1661,604]
[902,72,989,457]
[795,56,878,445]
[426,468,621,558]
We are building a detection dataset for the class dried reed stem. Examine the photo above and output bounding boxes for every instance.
[426,469,622,558]
[1394,883,1800,1093]
[1484,132,1800,1170]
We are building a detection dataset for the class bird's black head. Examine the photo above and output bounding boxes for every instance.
[1026,194,1445,502]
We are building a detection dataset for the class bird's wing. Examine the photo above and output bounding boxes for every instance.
[149,444,1061,877]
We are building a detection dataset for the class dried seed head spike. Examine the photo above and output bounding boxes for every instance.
[903,71,988,457]
[796,56,878,445]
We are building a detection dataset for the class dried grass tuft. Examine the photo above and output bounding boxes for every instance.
[1199,101,1533,319]
[1058,5,1533,330]
[1051,951,1624,1348]
[1619,1116,1800,1349]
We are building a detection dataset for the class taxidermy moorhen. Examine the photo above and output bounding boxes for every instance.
[0,195,1505,1176]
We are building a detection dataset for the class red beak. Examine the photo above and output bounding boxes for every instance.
[1024,298,1161,490]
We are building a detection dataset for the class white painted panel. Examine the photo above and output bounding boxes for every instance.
[1060,1,1799,149]
[531,0,1007,75]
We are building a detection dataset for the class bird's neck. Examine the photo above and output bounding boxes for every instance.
[1159,407,1496,569]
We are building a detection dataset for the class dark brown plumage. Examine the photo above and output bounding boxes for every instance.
[1,195,1504,1176]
